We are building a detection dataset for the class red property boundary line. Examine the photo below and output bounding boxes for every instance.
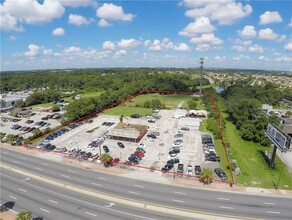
[22,90,234,185]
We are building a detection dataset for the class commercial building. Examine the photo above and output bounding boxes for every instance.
[178,118,200,130]
[0,93,30,110]
[107,123,148,142]
[172,109,188,119]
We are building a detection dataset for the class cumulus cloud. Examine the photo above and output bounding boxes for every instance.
[195,44,210,51]
[190,33,223,45]
[237,25,257,39]
[115,50,127,57]
[179,17,216,37]
[231,45,246,52]
[276,56,292,62]
[63,46,81,54]
[214,56,226,61]
[258,55,269,61]
[258,28,285,41]
[96,3,134,21]
[25,44,41,57]
[43,49,53,56]
[248,44,264,53]
[233,57,241,61]
[182,0,252,25]
[144,38,183,52]
[69,14,91,26]
[52,27,65,36]
[58,0,96,8]
[117,39,140,49]
[102,41,116,50]
[98,19,111,27]
[259,11,283,25]
[173,43,191,51]
[284,41,292,51]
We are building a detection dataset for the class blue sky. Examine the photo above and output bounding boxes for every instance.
[1,0,292,71]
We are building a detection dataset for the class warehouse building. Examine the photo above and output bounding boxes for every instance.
[107,123,148,142]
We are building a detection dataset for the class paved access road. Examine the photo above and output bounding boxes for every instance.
[1,148,291,220]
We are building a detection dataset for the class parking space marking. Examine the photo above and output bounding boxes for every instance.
[86,212,98,217]
[67,170,76,173]
[264,202,275,205]
[41,163,48,166]
[172,199,185,203]
[98,177,106,180]
[174,191,186,195]
[18,188,27,193]
[219,206,234,210]
[9,196,17,200]
[61,175,70,178]
[13,160,20,164]
[266,211,280,214]
[40,208,50,213]
[91,183,102,187]
[128,191,140,195]
[217,197,230,201]
[48,199,58,204]
[133,184,144,188]
[35,167,43,171]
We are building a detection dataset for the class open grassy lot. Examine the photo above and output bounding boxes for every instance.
[81,91,104,98]
[104,107,152,117]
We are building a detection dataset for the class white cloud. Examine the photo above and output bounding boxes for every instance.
[9,35,17,40]
[98,19,111,27]
[276,56,292,62]
[43,49,53,56]
[183,0,252,25]
[258,28,285,41]
[117,38,140,49]
[58,0,96,8]
[237,25,257,39]
[69,14,91,26]
[179,17,216,37]
[144,38,188,52]
[284,41,292,51]
[259,11,283,25]
[115,50,127,57]
[289,18,292,27]
[195,44,210,51]
[63,46,81,54]
[232,45,246,52]
[52,27,65,36]
[1,0,64,32]
[233,57,241,61]
[173,43,191,51]
[231,38,252,52]
[190,33,223,45]
[25,44,41,57]
[214,56,226,61]
[96,3,134,21]
[102,41,116,50]
[248,44,264,53]
[258,56,270,61]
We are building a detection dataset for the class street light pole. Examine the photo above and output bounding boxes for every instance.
[276,166,285,190]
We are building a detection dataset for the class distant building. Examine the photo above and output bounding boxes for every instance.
[107,123,148,142]
[172,109,188,119]
[9,108,32,118]
[0,93,30,110]
[188,110,207,118]
[178,118,200,130]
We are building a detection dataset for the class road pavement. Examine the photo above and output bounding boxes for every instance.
[1,147,291,220]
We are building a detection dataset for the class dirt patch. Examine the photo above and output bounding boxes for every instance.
[0,210,16,220]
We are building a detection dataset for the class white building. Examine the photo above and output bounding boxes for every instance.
[172,109,188,119]
[0,93,29,110]
[178,118,200,130]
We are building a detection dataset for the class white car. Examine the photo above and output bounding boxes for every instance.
[137,143,147,149]
[172,142,183,147]
[167,154,179,160]
[85,145,94,150]
[145,137,154,142]
[176,131,184,135]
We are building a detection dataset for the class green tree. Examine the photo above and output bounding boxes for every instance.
[143,100,151,108]
[286,111,292,117]
[13,100,26,108]
[99,153,113,167]
[199,167,214,185]
[152,99,162,108]
[51,104,60,112]
[187,100,197,109]
[16,210,32,220]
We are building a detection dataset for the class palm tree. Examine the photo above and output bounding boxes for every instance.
[119,114,124,123]
[199,167,214,185]
[99,153,113,167]
[16,210,32,220]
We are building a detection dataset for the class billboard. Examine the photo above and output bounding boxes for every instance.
[266,123,288,151]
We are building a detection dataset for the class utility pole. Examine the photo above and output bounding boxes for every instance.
[199,58,204,95]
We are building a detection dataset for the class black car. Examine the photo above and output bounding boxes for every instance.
[41,116,49,120]
[194,165,202,176]
[214,168,227,180]
[161,163,174,172]
[169,149,180,154]
[147,134,156,139]
[181,127,190,131]
[130,153,142,161]
[167,158,180,164]
[136,147,146,154]
[205,153,220,162]
[103,145,109,153]
[177,164,184,174]
[117,142,125,149]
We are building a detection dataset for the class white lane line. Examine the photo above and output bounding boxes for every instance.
[133,184,144,188]
[172,199,185,203]
[40,208,50,213]
[68,170,76,173]
[85,212,98,217]
[61,175,70,178]
[218,197,230,201]
[174,191,186,195]
[48,199,58,204]
[264,202,276,205]
[91,183,102,187]
[219,206,234,210]
[20,157,27,160]
[41,163,48,166]
[98,177,106,180]
[267,211,280,214]
[13,160,20,164]
[128,191,140,195]
[18,188,27,193]
[9,196,17,200]
[35,167,43,171]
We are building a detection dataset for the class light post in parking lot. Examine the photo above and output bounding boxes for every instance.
[70,140,81,162]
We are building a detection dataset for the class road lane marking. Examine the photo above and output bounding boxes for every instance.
[264,202,275,205]
[218,197,230,201]
[41,163,48,166]
[91,183,102,187]
[48,199,58,204]
[13,160,20,164]
[128,191,140,195]
[133,184,144,188]
[219,206,234,210]
[266,211,280,214]
[35,167,43,171]
[98,177,106,180]
[68,170,76,173]
[172,199,185,203]
[18,188,27,193]
[9,196,17,200]
[40,208,50,213]
[86,212,98,217]
[174,191,186,195]
[61,175,70,178]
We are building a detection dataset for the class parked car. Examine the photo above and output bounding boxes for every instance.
[134,151,144,157]
[130,153,142,161]
[137,143,147,149]
[174,133,183,138]
[177,164,184,174]
[205,153,220,162]
[103,145,109,153]
[181,127,190,131]
[168,154,179,160]
[117,142,125,149]
[214,168,227,180]
[167,158,180,164]
[169,149,180,154]
[145,137,154,142]
[161,163,174,173]
[136,147,146,154]
[186,165,193,175]
[194,165,202,176]
[147,134,156,139]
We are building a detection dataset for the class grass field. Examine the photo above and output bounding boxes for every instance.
[104,107,152,117]
[81,91,104,98]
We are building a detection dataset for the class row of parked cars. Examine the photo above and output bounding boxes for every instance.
[145,131,160,142]
[202,134,220,162]
[127,143,147,164]
[1,117,21,122]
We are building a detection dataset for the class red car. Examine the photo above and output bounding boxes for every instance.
[134,151,144,157]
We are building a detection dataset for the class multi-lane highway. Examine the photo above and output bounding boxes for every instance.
[1,147,291,220]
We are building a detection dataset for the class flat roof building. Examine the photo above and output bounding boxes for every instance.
[178,118,200,130]
[107,123,148,142]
